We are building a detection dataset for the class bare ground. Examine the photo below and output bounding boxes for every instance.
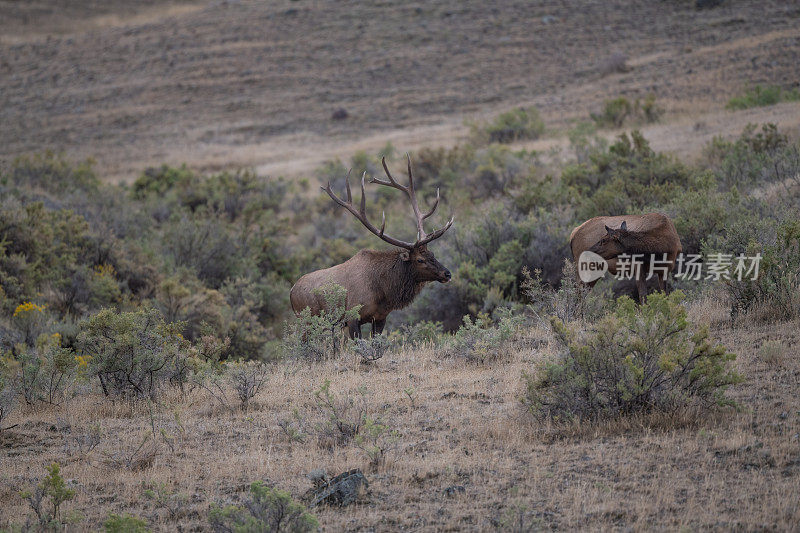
[1,1,799,180]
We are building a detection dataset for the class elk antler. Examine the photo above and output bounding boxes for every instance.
[372,155,454,247]
[321,155,454,249]
[322,170,417,250]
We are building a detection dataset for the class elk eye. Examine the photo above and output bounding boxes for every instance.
[417,259,425,263]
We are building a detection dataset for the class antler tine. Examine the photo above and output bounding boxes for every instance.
[417,215,455,247]
[379,211,386,236]
[345,168,352,203]
[359,171,367,215]
[322,170,416,250]
[372,156,408,191]
[406,153,414,191]
[422,188,440,220]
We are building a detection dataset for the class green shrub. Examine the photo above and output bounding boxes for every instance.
[562,131,694,220]
[704,124,800,191]
[590,95,663,128]
[355,415,399,470]
[725,220,800,321]
[209,481,318,533]
[523,291,741,423]
[283,282,360,360]
[446,309,523,363]
[104,513,150,533]
[14,332,77,406]
[3,151,99,194]
[21,463,76,529]
[471,106,545,144]
[388,320,444,348]
[591,97,632,128]
[76,308,187,400]
[726,84,800,110]
[522,262,585,324]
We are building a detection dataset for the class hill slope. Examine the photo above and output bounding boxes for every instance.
[1,0,799,179]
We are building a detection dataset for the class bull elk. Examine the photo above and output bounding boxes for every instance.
[569,213,682,302]
[290,156,454,338]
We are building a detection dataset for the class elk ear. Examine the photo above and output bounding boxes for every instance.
[399,250,410,261]
[620,220,628,231]
[604,225,613,234]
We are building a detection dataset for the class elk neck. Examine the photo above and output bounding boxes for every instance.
[369,250,426,311]
[619,230,667,254]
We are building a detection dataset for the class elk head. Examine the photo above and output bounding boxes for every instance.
[322,155,453,283]
[589,220,628,259]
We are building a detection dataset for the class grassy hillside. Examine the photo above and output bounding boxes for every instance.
[2,0,800,531]
[1,1,799,179]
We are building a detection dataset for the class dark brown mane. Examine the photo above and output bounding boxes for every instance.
[364,250,425,311]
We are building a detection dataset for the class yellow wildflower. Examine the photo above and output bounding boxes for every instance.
[74,355,93,371]
[93,264,117,279]
[13,301,46,318]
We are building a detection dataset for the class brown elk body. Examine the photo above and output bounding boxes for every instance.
[290,156,453,339]
[569,213,682,302]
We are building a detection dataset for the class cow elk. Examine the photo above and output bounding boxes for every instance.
[570,213,682,302]
[290,156,454,338]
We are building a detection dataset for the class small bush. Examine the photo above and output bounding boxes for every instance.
[725,220,800,321]
[522,262,585,324]
[4,151,99,194]
[104,513,150,533]
[471,106,545,144]
[283,282,360,360]
[355,416,399,470]
[21,463,76,530]
[446,309,523,364]
[590,95,663,128]
[352,336,391,363]
[726,84,800,110]
[209,481,318,533]
[190,343,270,411]
[225,360,270,411]
[389,320,444,348]
[312,379,366,448]
[77,308,187,400]
[523,291,741,423]
[13,332,78,406]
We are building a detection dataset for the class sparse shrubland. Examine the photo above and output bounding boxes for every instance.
[1,116,800,530]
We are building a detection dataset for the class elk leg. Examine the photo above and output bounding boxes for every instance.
[636,276,648,304]
[347,320,361,339]
[372,319,386,337]
[657,272,667,294]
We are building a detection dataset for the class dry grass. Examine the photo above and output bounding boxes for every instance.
[1,1,799,181]
[1,318,798,531]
